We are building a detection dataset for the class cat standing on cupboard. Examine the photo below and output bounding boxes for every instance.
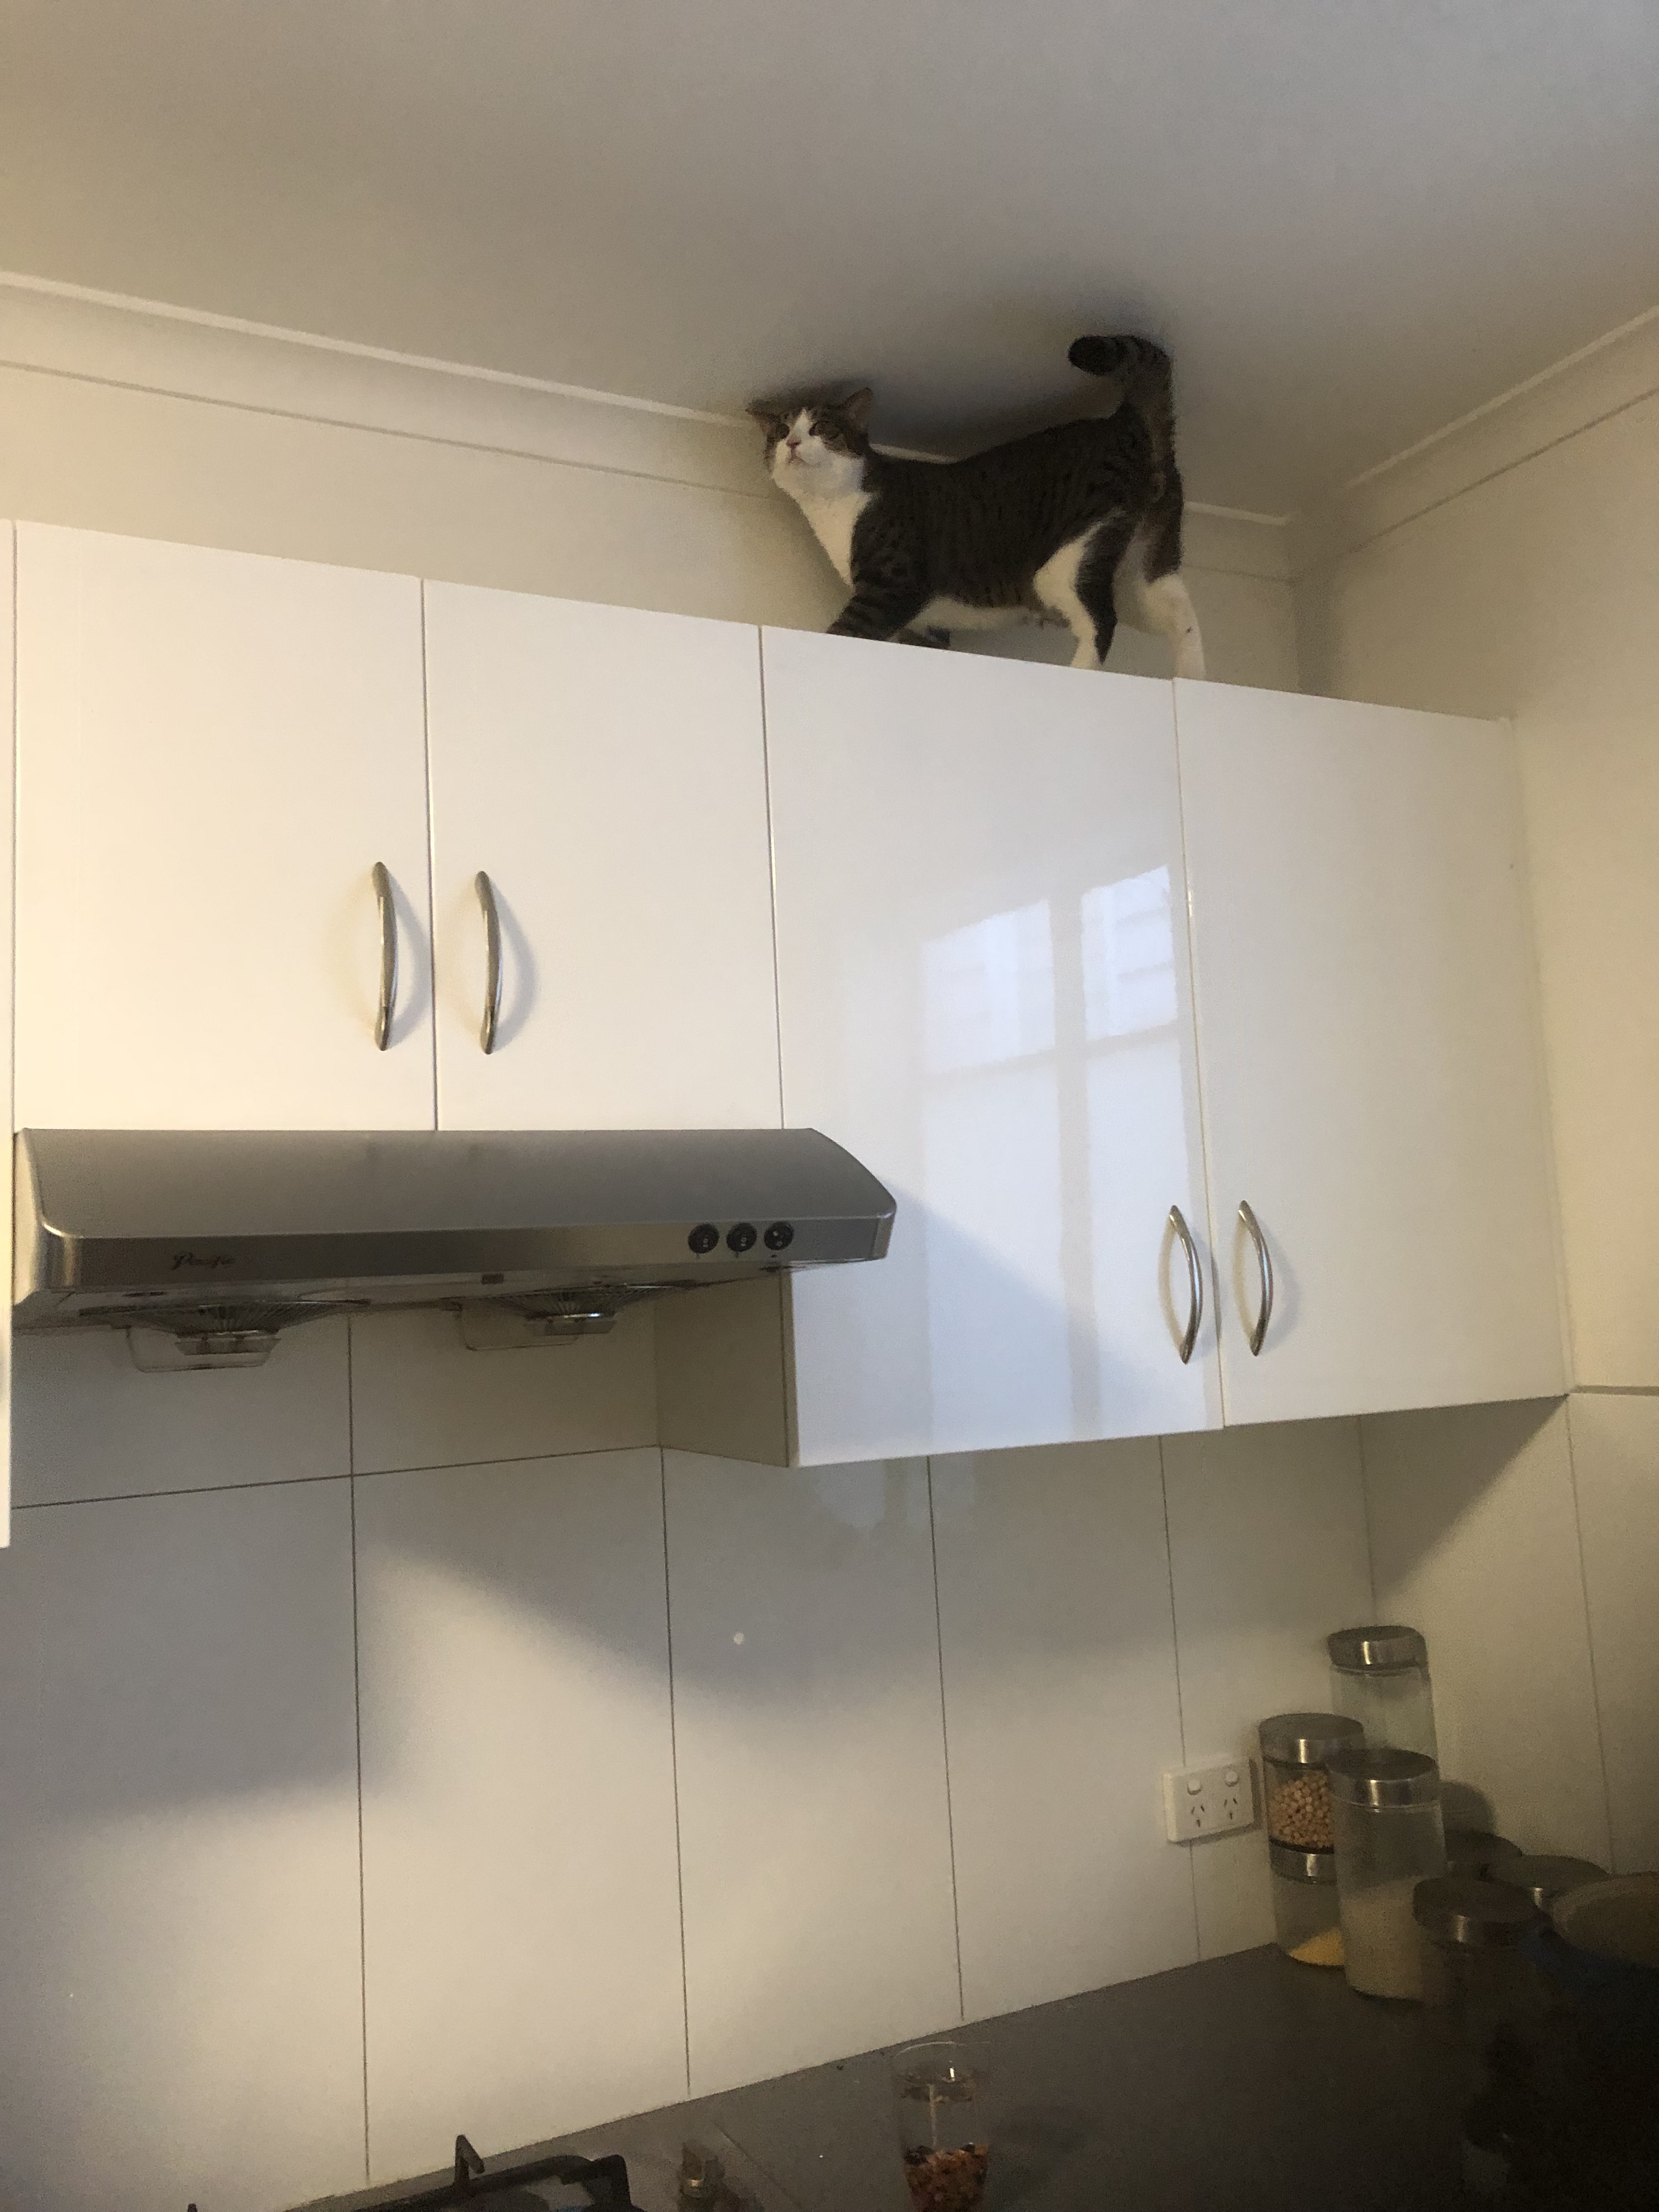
[748,335,1205,678]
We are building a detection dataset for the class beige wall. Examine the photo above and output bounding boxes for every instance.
[1296,312,1659,1880]
[0,278,1298,690]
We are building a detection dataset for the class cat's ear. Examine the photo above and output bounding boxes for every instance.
[837,388,875,433]
[747,399,789,438]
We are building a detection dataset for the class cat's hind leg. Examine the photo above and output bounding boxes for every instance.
[1073,517,1139,670]
[1037,520,1133,670]
[1115,540,1206,679]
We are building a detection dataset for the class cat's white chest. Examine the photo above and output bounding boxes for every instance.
[794,486,871,587]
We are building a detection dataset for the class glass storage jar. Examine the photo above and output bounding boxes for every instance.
[1328,1624,1437,1762]
[1413,1876,1545,2201]
[1259,1712,1363,1859]
[1270,1841,1343,1966]
[1328,1746,1446,1999]
[893,2041,989,2212]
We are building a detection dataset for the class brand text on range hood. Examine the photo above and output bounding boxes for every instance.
[14,1127,895,1367]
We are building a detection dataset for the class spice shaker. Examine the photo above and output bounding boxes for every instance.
[1328,1745,1446,1999]
[1327,1624,1437,1762]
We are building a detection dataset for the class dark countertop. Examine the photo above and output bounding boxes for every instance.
[307,1945,1470,2212]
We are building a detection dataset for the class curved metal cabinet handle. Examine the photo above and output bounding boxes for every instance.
[475,870,503,1054]
[1239,1200,1274,1356]
[371,862,398,1051]
[1168,1204,1203,1365]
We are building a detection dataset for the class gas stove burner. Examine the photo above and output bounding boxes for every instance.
[263,2132,647,2212]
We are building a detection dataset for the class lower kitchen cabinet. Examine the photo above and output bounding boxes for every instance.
[1176,680,1567,1423]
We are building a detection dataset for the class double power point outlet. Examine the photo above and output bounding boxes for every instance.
[1163,1758,1258,1843]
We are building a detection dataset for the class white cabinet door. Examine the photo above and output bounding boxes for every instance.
[1176,680,1565,1424]
[15,526,434,1130]
[765,629,1220,1463]
[425,586,781,1129]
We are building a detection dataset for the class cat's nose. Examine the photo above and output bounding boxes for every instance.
[785,436,802,453]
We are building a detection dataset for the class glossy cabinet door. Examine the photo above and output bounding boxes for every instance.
[0,524,13,1545]
[764,629,1220,1463]
[425,585,781,1129]
[14,525,435,1130]
[1175,679,1566,1424]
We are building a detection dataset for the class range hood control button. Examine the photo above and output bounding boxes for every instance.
[726,1222,758,1254]
[687,1223,720,1255]
[764,1222,794,1251]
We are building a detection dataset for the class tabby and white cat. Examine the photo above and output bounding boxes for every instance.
[748,336,1204,677]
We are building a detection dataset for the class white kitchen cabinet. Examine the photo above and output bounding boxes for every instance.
[423,585,781,1130]
[760,629,1219,1462]
[0,524,13,1545]
[14,526,434,1131]
[1175,680,1566,1424]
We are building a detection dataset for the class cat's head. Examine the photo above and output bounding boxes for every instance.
[747,390,873,495]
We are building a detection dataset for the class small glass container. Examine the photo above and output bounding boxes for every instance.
[1491,1854,1606,1912]
[1328,1746,1446,1999]
[893,2041,989,2212]
[1444,1829,1523,1880]
[1270,1840,1343,1966]
[1259,1711,1364,1857]
[1413,1877,1545,2201]
[1328,1624,1438,1762]
[1414,1875,1542,2014]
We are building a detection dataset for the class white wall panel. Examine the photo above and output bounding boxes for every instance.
[665,1452,960,2094]
[0,1483,364,2212]
[1359,1399,1610,1865]
[932,1440,1197,2019]
[356,1451,686,2177]
[1161,1419,1374,1958]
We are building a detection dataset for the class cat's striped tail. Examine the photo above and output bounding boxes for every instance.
[1068,334,1175,488]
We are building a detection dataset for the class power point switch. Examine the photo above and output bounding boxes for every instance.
[1163,1758,1259,1843]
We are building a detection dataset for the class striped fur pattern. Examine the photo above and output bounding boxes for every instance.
[748,336,1204,677]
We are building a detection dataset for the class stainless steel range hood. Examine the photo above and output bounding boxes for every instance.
[13,1127,895,1368]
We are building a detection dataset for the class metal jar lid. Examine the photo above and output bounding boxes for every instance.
[1271,1841,1338,1884]
[1258,1712,1364,1764]
[1327,1624,1429,1673]
[1413,1876,1539,1946]
[1492,1855,1608,1911]
[1325,1746,1440,1807]
[1444,1828,1523,1878]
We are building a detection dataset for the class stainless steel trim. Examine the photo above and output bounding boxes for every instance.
[475,870,503,1054]
[1169,1203,1203,1365]
[1239,1199,1273,1356]
[371,862,398,1051]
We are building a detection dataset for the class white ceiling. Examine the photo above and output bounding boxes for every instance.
[4,1,1658,511]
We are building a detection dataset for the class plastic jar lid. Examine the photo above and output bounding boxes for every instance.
[1326,1746,1440,1807]
[1551,1875,1659,1970]
[1258,1711,1364,1764]
[1413,1875,1538,1946]
[1327,1624,1429,1673]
